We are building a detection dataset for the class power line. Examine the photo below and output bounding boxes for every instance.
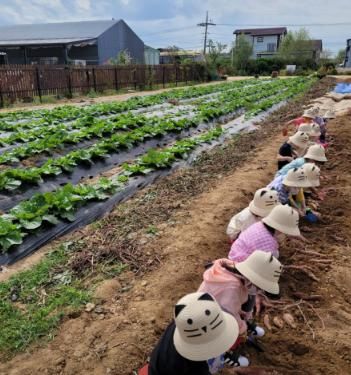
[217,22,351,27]
[143,25,197,37]
[197,11,216,55]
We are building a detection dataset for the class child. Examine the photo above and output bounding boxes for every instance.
[320,109,336,143]
[297,123,321,145]
[198,252,282,367]
[275,144,327,178]
[277,131,309,170]
[283,166,320,219]
[287,107,319,128]
[281,168,310,217]
[228,204,301,263]
[148,292,239,375]
[226,188,280,242]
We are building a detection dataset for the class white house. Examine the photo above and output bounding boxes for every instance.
[233,27,287,59]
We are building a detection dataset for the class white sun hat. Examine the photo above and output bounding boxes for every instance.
[323,110,336,119]
[283,167,311,188]
[302,108,318,119]
[310,123,321,137]
[262,204,300,237]
[303,163,321,187]
[298,123,313,133]
[289,131,309,149]
[235,250,283,294]
[249,188,280,217]
[173,292,239,361]
[304,144,327,162]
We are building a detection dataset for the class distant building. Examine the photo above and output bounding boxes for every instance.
[0,20,144,65]
[158,49,204,64]
[345,39,351,67]
[144,45,160,65]
[233,27,287,59]
[309,40,323,63]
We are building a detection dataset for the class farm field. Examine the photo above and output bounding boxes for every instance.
[1,77,351,375]
[0,76,314,264]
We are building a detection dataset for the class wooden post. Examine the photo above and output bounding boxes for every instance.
[114,66,119,91]
[92,67,97,92]
[162,66,166,88]
[0,82,4,108]
[134,68,137,90]
[175,65,178,87]
[66,67,72,97]
[35,66,42,103]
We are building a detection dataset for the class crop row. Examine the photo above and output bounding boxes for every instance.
[0,78,308,191]
[0,127,223,252]
[0,78,302,167]
[0,79,261,130]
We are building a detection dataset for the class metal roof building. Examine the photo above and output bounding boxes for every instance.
[0,19,144,65]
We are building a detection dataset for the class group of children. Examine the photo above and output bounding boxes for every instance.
[140,107,334,375]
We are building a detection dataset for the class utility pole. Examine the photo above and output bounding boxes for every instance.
[197,11,216,55]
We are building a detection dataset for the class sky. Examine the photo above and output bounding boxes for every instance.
[0,0,350,55]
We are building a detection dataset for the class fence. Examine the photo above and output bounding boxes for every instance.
[0,64,207,106]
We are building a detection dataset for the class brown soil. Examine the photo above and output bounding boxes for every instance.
[2,78,351,375]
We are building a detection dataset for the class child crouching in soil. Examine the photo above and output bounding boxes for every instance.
[145,292,239,375]
[226,188,280,243]
[198,251,282,370]
[277,131,309,170]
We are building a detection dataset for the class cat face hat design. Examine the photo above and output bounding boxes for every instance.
[262,204,300,237]
[173,292,239,361]
[289,131,309,149]
[249,188,280,217]
[298,123,321,137]
[303,163,321,187]
[236,250,283,294]
[302,108,318,119]
[283,167,311,188]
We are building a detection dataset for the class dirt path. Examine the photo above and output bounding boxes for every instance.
[2,78,350,375]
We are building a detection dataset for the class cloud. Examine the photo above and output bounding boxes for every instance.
[75,0,91,12]
[0,0,349,53]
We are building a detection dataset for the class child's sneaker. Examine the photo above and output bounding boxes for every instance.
[224,351,250,367]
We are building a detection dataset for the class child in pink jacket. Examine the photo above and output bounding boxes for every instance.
[198,252,282,368]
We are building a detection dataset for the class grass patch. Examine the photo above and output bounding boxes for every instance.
[0,242,90,357]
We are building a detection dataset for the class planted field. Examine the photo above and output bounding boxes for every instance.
[0,77,314,263]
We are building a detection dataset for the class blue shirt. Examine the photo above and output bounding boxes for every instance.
[267,175,289,204]
[275,158,305,178]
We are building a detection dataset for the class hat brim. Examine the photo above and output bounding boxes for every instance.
[236,259,280,294]
[303,113,315,119]
[304,153,327,162]
[173,311,239,361]
[262,216,301,237]
[310,131,321,137]
[248,201,273,218]
[283,177,311,188]
[308,178,320,187]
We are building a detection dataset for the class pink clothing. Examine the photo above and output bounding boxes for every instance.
[228,221,279,262]
[292,117,309,127]
[198,259,249,334]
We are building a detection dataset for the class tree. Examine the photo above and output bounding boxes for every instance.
[206,39,228,67]
[335,48,346,65]
[231,34,253,72]
[319,49,333,65]
[278,28,313,64]
[109,49,132,65]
